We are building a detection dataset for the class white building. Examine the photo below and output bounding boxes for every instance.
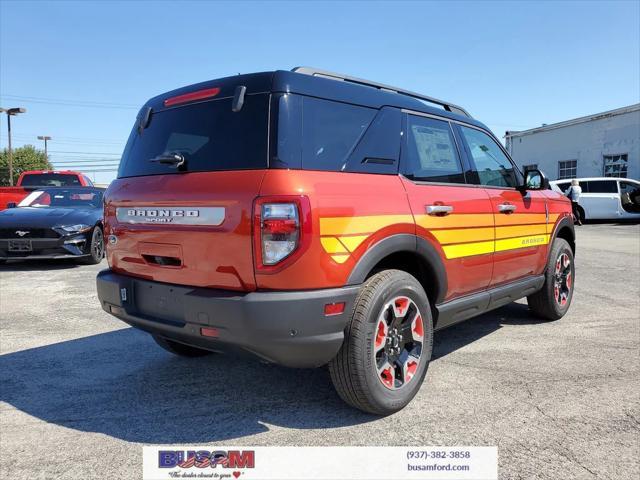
[505,104,640,180]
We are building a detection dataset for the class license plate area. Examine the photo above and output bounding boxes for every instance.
[8,239,32,252]
[134,281,185,324]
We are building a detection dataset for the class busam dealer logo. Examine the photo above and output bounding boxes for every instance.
[127,209,200,223]
[159,449,255,475]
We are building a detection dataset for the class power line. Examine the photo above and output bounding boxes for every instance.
[49,150,121,156]
[1,94,139,110]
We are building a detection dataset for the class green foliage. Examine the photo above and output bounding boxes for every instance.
[0,145,53,186]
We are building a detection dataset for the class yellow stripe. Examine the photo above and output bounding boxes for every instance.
[495,213,548,226]
[320,214,554,261]
[432,227,494,245]
[415,213,494,229]
[331,253,350,264]
[495,234,550,252]
[320,214,413,236]
[338,235,369,252]
[320,237,348,254]
[443,240,495,259]
[496,224,547,239]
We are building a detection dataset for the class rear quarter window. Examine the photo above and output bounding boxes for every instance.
[273,94,377,172]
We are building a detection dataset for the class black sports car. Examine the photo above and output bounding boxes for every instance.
[0,187,105,264]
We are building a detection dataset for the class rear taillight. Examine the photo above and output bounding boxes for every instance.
[260,203,300,265]
[253,196,311,272]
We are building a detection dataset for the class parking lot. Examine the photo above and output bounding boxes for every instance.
[0,224,638,480]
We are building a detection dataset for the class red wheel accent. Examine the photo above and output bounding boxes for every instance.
[412,314,424,340]
[375,320,387,349]
[404,360,418,382]
[393,297,410,317]
[380,366,394,388]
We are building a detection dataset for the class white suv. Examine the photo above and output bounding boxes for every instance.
[551,177,640,221]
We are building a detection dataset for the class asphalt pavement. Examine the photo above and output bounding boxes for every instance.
[1,224,638,480]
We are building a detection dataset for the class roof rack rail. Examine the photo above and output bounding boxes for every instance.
[292,66,472,118]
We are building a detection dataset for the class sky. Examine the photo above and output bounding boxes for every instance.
[1,0,639,184]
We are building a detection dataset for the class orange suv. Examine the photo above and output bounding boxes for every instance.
[97,68,575,414]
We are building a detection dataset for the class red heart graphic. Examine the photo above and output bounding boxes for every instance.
[232,472,241,479]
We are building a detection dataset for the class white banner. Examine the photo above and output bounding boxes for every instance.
[143,446,497,480]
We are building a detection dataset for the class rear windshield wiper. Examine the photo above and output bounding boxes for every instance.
[148,152,186,168]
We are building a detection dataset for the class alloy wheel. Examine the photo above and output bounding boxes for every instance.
[554,252,572,307]
[373,296,424,390]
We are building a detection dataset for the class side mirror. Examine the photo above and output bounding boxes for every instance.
[519,168,549,192]
[6,202,17,209]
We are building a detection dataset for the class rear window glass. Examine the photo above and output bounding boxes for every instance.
[274,94,376,171]
[21,173,81,187]
[118,94,269,178]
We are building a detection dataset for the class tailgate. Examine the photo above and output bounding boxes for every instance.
[105,171,265,291]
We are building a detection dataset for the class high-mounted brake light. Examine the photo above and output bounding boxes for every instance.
[164,87,221,107]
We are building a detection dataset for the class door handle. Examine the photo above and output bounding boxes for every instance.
[498,203,517,214]
[426,205,454,216]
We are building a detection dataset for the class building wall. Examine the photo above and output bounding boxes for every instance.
[506,107,640,180]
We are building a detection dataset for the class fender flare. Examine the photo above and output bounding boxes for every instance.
[548,215,575,257]
[346,234,448,304]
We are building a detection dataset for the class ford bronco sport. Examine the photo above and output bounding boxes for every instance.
[97,67,575,415]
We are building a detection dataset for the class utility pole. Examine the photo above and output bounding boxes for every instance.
[0,107,27,186]
[37,135,52,161]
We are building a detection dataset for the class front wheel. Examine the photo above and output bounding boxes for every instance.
[78,226,104,265]
[527,238,575,320]
[329,270,434,415]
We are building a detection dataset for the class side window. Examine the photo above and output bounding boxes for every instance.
[274,94,376,171]
[403,115,465,183]
[586,180,617,193]
[620,181,639,195]
[460,126,518,188]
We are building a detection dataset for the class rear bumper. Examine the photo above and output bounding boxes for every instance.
[96,270,360,368]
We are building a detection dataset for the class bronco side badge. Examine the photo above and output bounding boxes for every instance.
[120,288,127,302]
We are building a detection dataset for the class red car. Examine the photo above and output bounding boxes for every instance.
[97,68,575,414]
[0,170,94,211]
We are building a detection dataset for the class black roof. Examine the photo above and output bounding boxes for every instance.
[143,68,489,131]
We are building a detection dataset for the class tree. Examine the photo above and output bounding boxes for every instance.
[0,145,52,186]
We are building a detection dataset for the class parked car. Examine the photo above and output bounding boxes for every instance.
[96,67,575,415]
[0,187,104,264]
[551,177,640,221]
[0,170,94,211]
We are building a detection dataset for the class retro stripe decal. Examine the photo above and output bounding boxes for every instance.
[319,213,560,263]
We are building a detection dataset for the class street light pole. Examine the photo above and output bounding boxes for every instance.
[37,135,52,161]
[0,107,27,186]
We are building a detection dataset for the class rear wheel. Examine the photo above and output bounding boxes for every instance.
[329,270,433,415]
[527,238,575,320]
[152,335,213,357]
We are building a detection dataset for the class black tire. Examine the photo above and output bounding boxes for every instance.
[329,270,434,415]
[152,335,213,357]
[527,238,575,320]
[78,226,104,265]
